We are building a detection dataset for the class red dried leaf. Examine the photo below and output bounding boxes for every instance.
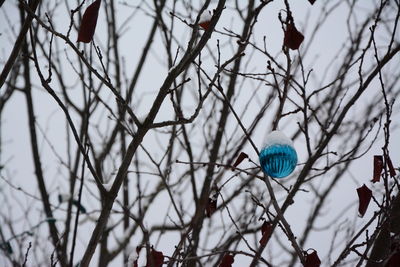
[308,0,316,4]
[219,254,235,267]
[386,241,400,267]
[198,11,212,30]
[205,197,217,217]
[386,252,400,267]
[304,250,321,267]
[357,184,372,217]
[77,0,101,43]
[146,248,164,267]
[232,152,248,170]
[372,155,383,183]
[133,246,142,267]
[284,22,304,50]
[261,221,271,234]
[386,155,396,177]
[199,21,211,30]
[259,221,272,246]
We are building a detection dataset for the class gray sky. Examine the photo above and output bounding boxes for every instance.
[1,0,399,266]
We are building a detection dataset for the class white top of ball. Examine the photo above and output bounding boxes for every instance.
[263,130,294,148]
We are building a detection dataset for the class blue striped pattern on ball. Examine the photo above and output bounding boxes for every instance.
[259,144,297,178]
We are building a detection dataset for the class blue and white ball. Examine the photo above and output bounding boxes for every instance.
[259,131,297,178]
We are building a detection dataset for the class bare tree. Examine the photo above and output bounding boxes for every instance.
[0,0,399,266]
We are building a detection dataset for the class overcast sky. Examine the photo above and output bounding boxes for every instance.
[1,0,399,266]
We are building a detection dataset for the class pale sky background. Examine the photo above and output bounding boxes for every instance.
[0,0,399,266]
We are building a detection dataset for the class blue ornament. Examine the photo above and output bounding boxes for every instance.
[259,131,297,178]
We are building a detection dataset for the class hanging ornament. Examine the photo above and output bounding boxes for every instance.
[259,131,297,178]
